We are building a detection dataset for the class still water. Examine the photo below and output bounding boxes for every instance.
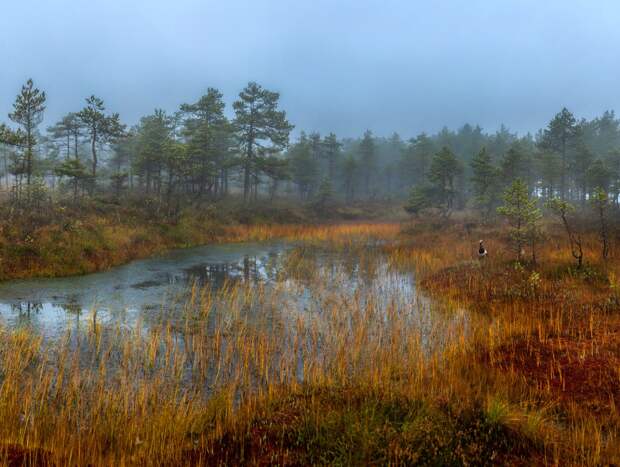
[0,241,455,344]
[0,242,292,338]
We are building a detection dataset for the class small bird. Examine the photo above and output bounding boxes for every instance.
[478,240,488,258]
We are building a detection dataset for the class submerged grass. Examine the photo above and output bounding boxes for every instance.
[0,218,618,465]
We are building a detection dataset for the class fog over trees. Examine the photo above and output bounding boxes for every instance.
[2,78,620,218]
[4,2,620,464]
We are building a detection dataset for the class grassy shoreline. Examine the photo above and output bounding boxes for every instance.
[0,199,405,281]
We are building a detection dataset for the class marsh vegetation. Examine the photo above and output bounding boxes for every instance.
[0,221,616,464]
[2,58,620,467]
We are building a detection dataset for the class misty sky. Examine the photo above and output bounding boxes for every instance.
[1,0,619,138]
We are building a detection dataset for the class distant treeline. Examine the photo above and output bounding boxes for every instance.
[1,79,620,211]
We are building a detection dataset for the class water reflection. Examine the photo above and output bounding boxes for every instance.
[0,242,289,338]
[182,254,275,286]
[11,301,44,330]
[0,241,456,346]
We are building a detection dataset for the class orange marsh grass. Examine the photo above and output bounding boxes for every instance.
[221,222,401,244]
[386,219,620,464]
[1,220,617,464]
[0,236,455,465]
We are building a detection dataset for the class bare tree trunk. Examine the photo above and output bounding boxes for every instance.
[243,159,251,203]
[91,133,97,178]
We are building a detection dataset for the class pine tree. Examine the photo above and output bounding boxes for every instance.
[488,124,516,158]
[322,133,342,182]
[313,177,335,210]
[55,158,88,202]
[258,154,289,202]
[8,79,46,188]
[78,95,125,184]
[233,82,293,203]
[590,188,610,260]
[399,133,435,189]
[342,154,358,202]
[538,151,562,200]
[180,88,232,198]
[358,130,376,197]
[586,159,612,195]
[429,146,461,216]
[470,147,500,217]
[497,179,542,263]
[133,109,174,195]
[309,132,323,161]
[591,110,620,157]
[48,113,83,160]
[501,143,531,186]
[0,123,23,146]
[404,185,433,217]
[572,140,595,204]
[539,108,578,200]
[161,139,187,202]
[289,133,318,199]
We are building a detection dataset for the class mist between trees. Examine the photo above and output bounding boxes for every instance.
[1,79,620,216]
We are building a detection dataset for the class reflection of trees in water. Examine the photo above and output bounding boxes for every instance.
[243,256,257,282]
[12,301,43,325]
[183,255,278,287]
[329,249,380,286]
[279,246,380,289]
[184,262,242,286]
[12,301,42,316]
[62,295,83,315]
[11,297,87,331]
[263,251,281,282]
[62,295,85,333]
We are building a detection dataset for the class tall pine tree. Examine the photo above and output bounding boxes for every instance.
[9,79,46,187]
[233,82,293,202]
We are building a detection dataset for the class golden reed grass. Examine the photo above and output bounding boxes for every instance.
[0,220,617,464]
[385,219,620,464]
[220,222,401,244]
[0,235,448,465]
